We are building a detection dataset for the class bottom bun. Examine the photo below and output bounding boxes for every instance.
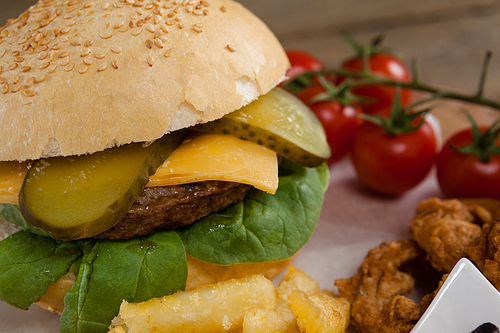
[34,253,296,314]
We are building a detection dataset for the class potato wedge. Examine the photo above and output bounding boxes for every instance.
[108,275,276,333]
[242,308,287,333]
[289,289,350,333]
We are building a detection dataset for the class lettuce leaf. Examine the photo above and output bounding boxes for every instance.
[0,231,81,310]
[0,203,50,237]
[178,160,329,265]
[59,231,187,333]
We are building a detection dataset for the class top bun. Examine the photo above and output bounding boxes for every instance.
[0,0,289,162]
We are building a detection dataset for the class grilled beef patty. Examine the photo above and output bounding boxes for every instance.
[95,181,252,239]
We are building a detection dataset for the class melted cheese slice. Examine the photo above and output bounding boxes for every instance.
[0,133,278,205]
[147,132,278,193]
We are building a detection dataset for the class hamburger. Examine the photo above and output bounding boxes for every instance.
[0,0,330,331]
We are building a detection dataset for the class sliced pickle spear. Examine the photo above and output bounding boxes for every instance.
[194,87,331,167]
[20,131,187,241]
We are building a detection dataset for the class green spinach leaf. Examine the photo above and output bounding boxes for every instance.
[179,160,329,265]
[0,230,81,310]
[59,230,187,333]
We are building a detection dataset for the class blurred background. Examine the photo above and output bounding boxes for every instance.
[2,0,500,136]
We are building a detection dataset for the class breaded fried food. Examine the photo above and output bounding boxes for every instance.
[409,198,490,272]
[335,240,425,333]
[469,220,500,291]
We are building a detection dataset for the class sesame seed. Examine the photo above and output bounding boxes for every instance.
[166,19,176,25]
[131,27,142,35]
[61,57,71,66]
[193,9,204,15]
[78,66,89,74]
[126,0,134,5]
[178,22,185,29]
[47,64,57,73]
[14,57,25,63]
[100,32,113,39]
[220,5,226,12]
[7,63,18,70]
[200,0,209,6]
[83,1,94,8]
[102,2,110,10]
[164,3,173,9]
[84,39,94,47]
[111,60,119,68]
[193,25,202,33]
[114,21,125,29]
[83,58,93,65]
[59,51,70,58]
[23,89,35,97]
[61,27,71,34]
[147,56,155,66]
[81,48,91,57]
[136,19,144,27]
[118,26,129,32]
[40,62,50,70]
[154,39,163,48]
[97,63,107,72]
[11,84,21,93]
[70,40,82,46]
[145,39,154,48]
[20,66,32,73]
[13,75,20,84]
[144,13,153,21]
[35,75,46,83]
[158,35,168,42]
[227,44,236,52]
[145,23,155,33]
[26,77,35,87]
[164,48,172,57]
[65,63,75,71]
[12,51,21,57]
[1,84,9,94]
[94,53,106,59]
[0,77,4,84]
[111,46,122,54]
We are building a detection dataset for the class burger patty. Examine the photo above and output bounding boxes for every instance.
[95,181,252,239]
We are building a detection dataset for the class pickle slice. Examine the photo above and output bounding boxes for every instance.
[19,131,187,241]
[195,88,331,167]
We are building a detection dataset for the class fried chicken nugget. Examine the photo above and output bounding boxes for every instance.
[469,220,500,291]
[409,198,484,272]
[335,240,425,333]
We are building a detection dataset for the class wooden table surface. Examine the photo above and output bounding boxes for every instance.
[1,1,500,332]
[2,0,500,136]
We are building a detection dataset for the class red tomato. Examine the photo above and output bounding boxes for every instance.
[297,85,363,165]
[338,53,412,114]
[350,117,437,195]
[436,127,500,199]
[283,50,324,83]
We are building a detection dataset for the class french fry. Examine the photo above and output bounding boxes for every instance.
[108,275,276,333]
[242,307,287,333]
[289,289,350,333]
[275,266,320,333]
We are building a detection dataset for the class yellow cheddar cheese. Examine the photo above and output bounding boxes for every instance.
[0,161,30,205]
[0,133,278,205]
[148,132,278,194]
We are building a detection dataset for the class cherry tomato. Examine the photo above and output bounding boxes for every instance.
[297,85,363,165]
[282,50,324,84]
[436,126,500,199]
[338,53,412,114]
[350,116,438,195]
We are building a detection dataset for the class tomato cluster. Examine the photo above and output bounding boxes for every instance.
[284,41,500,199]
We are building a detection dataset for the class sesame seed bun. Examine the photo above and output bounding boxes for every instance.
[0,0,289,162]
